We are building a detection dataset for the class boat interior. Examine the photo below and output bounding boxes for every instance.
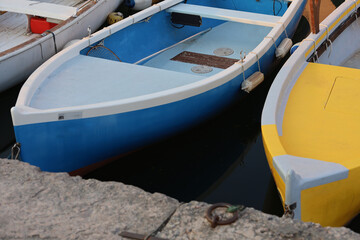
[29,0,293,109]
[309,10,360,69]
[81,0,287,74]
[342,50,360,69]
[278,13,360,170]
[0,0,86,54]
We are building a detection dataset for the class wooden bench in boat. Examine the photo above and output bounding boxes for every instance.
[171,51,239,69]
[0,0,78,23]
[166,3,282,27]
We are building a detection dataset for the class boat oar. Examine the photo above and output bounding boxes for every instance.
[134,27,212,65]
[309,0,321,33]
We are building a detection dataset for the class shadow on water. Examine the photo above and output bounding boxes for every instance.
[0,83,22,156]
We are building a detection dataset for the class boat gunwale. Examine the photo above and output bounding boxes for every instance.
[12,0,306,126]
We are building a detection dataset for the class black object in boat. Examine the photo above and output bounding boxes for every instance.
[171,12,202,27]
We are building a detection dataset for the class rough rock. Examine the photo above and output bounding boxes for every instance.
[0,159,179,240]
[0,159,359,240]
[159,202,360,240]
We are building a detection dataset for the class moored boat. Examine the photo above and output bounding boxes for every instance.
[0,0,122,92]
[262,0,360,227]
[11,0,307,174]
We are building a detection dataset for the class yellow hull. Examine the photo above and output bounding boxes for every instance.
[263,63,360,226]
[262,0,360,227]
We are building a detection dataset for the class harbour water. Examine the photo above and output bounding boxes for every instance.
[0,83,21,156]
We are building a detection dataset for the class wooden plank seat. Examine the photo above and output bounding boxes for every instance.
[0,0,78,22]
[166,3,282,27]
[171,51,239,69]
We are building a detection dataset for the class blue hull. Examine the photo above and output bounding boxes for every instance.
[13,0,307,173]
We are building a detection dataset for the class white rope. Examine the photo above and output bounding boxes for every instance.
[319,23,333,57]
[87,26,92,46]
[265,36,277,49]
[277,21,289,38]
[129,15,135,24]
[319,24,329,40]
[249,52,261,72]
[11,143,21,160]
[153,3,162,11]
[303,38,318,62]
[284,26,289,39]
[354,0,358,19]
[235,52,247,82]
[241,63,246,82]
[87,26,92,37]
[104,26,112,35]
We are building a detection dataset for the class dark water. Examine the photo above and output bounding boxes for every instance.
[1,15,359,232]
[0,83,22,156]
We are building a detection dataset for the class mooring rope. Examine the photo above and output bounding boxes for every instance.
[303,38,318,62]
[42,30,58,53]
[249,51,261,72]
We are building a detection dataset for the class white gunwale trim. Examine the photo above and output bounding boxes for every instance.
[13,0,305,126]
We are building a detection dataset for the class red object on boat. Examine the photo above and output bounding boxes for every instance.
[30,16,58,34]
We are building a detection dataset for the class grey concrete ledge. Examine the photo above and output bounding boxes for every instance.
[0,158,359,240]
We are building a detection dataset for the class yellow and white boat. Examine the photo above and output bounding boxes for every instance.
[262,0,360,227]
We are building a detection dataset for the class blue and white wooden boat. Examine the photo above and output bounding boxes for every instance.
[11,0,307,174]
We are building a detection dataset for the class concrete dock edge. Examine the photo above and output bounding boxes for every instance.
[1,159,359,240]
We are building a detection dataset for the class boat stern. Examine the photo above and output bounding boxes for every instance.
[273,155,349,224]
[262,124,354,227]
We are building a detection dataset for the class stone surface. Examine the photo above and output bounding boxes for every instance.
[0,159,179,240]
[0,158,359,240]
[159,202,360,240]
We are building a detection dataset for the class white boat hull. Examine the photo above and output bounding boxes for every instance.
[0,0,122,92]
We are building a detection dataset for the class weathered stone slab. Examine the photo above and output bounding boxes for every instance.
[158,201,360,239]
[0,159,179,240]
[0,158,359,240]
